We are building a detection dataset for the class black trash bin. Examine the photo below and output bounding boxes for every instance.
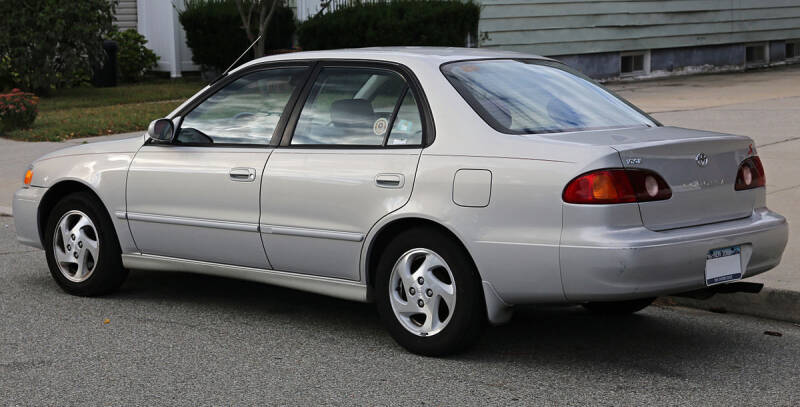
[93,40,119,87]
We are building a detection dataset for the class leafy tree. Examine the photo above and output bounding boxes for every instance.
[297,0,480,51]
[0,0,116,94]
[234,0,284,59]
[179,0,294,73]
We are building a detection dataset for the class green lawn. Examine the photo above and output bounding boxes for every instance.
[2,78,206,142]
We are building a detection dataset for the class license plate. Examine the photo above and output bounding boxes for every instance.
[705,246,742,286]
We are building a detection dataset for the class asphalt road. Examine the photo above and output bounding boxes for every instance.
[1,216,799,406]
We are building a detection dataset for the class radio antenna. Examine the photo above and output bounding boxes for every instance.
[211,34,262,84]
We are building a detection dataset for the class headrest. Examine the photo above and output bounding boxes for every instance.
[331,99,375,128]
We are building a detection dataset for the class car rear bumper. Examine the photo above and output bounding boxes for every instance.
[560,207,788,302]
[12,186,46,250]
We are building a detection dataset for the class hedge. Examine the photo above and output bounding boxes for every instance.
[107,29,159,82]
[0,0,115,94]
[179,0,295,73]
[297,0,481,50]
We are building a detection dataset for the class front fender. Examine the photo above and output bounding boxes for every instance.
[31,152,138,253]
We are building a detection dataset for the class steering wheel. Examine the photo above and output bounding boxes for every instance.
[233,112,256,120]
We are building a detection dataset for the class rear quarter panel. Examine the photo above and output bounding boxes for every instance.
[372,144,624,304]
[370,61,630,304]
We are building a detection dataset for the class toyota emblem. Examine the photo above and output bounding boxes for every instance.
[696,152,709,167]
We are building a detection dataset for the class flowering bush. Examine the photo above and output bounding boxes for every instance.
[0,89,39,132]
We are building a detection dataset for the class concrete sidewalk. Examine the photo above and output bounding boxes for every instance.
[0,66,797,321]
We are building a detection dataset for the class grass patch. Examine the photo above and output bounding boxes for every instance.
[6,101,182,142]
[2,78,205,142]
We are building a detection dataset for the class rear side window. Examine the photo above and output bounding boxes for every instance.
[387,91,423,146]
[291,67,423,146]
[442,59,656,134]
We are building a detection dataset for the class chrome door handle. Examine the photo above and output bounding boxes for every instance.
[375,173,404,188]
[229,167,256,182]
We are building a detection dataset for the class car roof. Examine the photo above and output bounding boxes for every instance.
[233,46,552,73]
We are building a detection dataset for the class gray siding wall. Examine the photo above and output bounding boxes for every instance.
[114,0,138,30]
[478,0,800,57]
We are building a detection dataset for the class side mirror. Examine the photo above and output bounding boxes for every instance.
[147,118,175,143]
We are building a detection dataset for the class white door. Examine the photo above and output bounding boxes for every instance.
[260,64,430,280]
[126,66,309,268]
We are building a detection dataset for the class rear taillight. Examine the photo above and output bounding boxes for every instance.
[563,169,672,204]
[735,156,765,191]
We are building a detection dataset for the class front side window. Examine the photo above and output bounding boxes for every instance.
[177,67,306,145]
[442,59,656,134]
[291,67,423,146]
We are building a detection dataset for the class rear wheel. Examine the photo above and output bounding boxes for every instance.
[582,297,655,315]
[375,228,485,356]
[44,192,128,296]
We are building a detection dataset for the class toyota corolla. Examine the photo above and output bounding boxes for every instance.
[12,48,788,355]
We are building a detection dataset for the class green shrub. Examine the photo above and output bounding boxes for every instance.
[107,29,159,82]
[297,0,480,50]
[0,0,116,94]
[0,89,39,133]
[178,0,296,73]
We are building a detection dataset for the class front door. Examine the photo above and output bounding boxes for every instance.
[126,66,309,268]
[260,64,430,280]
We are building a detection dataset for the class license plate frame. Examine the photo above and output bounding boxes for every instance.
[705,245,743,286]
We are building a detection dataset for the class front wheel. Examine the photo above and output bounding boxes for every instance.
[582,297,655,315]
[375,228,485,356]
[44,192,128,296]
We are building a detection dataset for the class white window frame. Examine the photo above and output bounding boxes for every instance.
[620,50,651,76]
[744,43,770,66]
[786,40,800,61]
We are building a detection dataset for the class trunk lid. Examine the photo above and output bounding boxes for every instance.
[540,126,756,231]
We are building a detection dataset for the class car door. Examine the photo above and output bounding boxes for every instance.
[260,62,432,280]
[126,64,310,269]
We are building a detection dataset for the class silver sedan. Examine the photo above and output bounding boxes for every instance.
[12,48,788,355]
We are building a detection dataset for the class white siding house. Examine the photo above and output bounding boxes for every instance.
[116,0,800,79]
[113,0,198,77]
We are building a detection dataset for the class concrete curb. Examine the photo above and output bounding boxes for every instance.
[662,287,800,324]
[0,206,11,217]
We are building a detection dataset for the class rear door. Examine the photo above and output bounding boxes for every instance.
[126,64,310,268]
[259,62,431,280]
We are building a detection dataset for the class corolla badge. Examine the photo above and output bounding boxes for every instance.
[696,152,709,167]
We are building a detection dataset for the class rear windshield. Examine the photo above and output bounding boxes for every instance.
[441,59,657,134]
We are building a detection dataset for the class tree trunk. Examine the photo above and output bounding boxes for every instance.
[235,0,283,59]
[255,0,281,58]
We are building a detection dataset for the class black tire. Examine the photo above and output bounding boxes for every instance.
[582,297,655,315]
[375,228,485,356]
[44,192,128,296]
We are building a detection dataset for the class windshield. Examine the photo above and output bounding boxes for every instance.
[441,59,657,134]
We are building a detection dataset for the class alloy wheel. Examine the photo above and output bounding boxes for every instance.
[388,248,457,337]
[52,210,100,283]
